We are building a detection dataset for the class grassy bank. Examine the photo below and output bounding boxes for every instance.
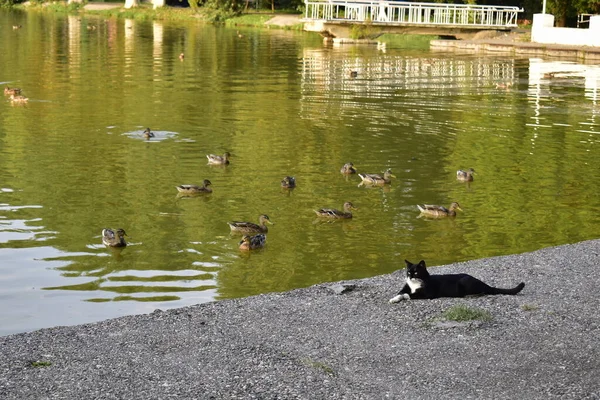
[13,2,434,45]
[15,1,303,27]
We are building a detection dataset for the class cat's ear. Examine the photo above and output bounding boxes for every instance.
[404,259,412,267]
[417,260,426,268]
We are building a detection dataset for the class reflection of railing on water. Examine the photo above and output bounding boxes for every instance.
[301,51,517,99]
[304,0,520,27]
[528,59,600,102]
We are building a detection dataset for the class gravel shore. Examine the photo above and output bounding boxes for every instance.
[2,240,600,399]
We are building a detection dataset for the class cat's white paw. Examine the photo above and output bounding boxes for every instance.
[389,293,409,303]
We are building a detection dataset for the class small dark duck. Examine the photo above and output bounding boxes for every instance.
[207,152,231,165]
[176,179,212,194]
[359,168,395,185]
[228,214,273,234]
[102,228,127,248]
[239,233,266,250]
[417,202,462,217]
[340,162,357,175]
[314,201,356,219]
[142,128,154,140]
[281,176,296,188]
[456,168,475,182]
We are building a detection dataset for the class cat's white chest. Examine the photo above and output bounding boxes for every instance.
[406,278,424,293]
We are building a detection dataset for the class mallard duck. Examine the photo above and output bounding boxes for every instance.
[314,201,356,219]
[12,25,21,30]
[207,152,231,165]
[281,176,296,188]
[239,233,266,250]
[456,168,475,182]
[179,53,185,60]
[4,86,21,96]
[176,179,212,194]
[358,168,395,185]
[340,162,357,175]
[417,202,462,217]
[349,71,358,78]
[142,128,154,140]
[9,94,28,103]
[102,228,127,248]
[228,214,273,234]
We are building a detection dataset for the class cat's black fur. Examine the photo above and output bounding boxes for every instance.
[389,259,525,303]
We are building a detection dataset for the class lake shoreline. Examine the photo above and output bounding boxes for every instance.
[2,239,599,399]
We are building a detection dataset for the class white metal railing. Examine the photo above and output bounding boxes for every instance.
[304,0,521,28]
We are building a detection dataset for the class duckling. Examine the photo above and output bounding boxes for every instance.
[417,202,462,217]
[456,168,475,182]
[281,176,296,188]
[102,228,127,248]
[176,179,212,194]
[142,128,154,140]
[239,233,266,250]
[340,162,357,175]
[9,94,28,103]
[4,86,21,96]
[358,168,395,185]
[314,201,356,219]
[207,152,231,165]
[228,214,273,234]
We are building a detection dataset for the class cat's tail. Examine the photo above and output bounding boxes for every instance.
[491,282,525,295]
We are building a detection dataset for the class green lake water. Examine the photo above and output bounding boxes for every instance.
[2,9,600,336]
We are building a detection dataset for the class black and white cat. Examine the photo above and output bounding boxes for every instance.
[389,259,525,303]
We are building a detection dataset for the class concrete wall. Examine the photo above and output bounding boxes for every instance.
[531,13,600,47]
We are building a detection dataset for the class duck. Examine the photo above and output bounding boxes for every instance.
[281,176,296,188]
[314,201,356,219]
[349,71,358,78]
[417,202,462,217]
[207,152,231,165]
[102,228,127,248]
[358,168,395,185]
[12,25,21,30]
[179,53,185,60]
[228,214,273,234]
[456,168,475,182]
[9,94,28,103]
[340,162,357,175]
[239,233,266,250]
[142,128,154,140]
[4,86,21,96]
[176,179,212,194]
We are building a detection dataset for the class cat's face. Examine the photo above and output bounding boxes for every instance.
[405,259,428,280]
